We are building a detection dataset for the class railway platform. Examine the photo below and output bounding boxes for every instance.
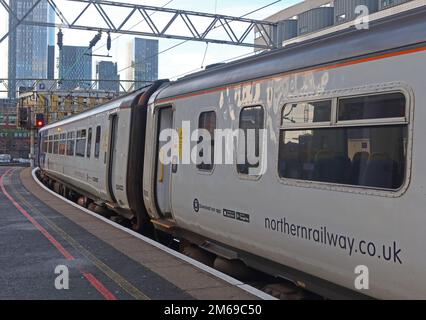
[0,166,268,300]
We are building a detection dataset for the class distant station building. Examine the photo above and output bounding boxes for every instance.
[16,90,117,125]
[7,0,55,98]
[254,0,415,50]
[96,61,120,92]
[59,45,92,91]
[0,99,29,159]
[126,38,159,91]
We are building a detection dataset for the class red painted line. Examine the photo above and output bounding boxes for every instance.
[0,169,117,301]
[82,272,117,301]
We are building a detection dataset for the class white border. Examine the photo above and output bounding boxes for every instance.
[31,168,276,301]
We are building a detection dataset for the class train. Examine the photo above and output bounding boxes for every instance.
[38,7,426,299]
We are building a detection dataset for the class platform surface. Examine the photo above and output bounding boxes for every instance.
[0,167,259,300]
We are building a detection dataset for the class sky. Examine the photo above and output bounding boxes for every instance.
[0,0,301,91]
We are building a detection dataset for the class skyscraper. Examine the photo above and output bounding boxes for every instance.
[59,46,92,90]
[47,6,56,80]
[127,38,159,90]
[8,0,53,98]
[96,61,120,92]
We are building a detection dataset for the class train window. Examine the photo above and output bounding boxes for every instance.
[94,126,101,159]
[42,136,48,153]
[48,135,53,154]
[53,134,59,155]
[86,128,92,158]
[197,111,216,171]
[282,100,331,125]
[338,93,406,122]
[237,106,265,175]
[59,133,66,155]
[67,132,75,156]
[278,93,408,191]
[75,130,87,157]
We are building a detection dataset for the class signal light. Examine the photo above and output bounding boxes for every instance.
[35,113,45,128]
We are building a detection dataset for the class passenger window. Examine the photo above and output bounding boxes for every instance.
[53,135,59,155]
[86,128,92,158]
[197,111,216,171]
[278,93,408,190]
[75,130,87,157]
[67,132,75,156]
[94,126,101,159]
[237,106,265,175]
[59,133,66,155]
[282,100,331,125]
[338,93,405,121]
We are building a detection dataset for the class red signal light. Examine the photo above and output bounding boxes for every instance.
[35,114,45,128]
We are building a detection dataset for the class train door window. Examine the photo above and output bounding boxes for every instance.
[86,127,92,158]
[94,126,101,159]
[278,93,408,190]
[75,129,87,157]
[197,111,216,171]
[48,135,53,154]
[237,106,265,175]
[59,133,66,155]
[67,132,75,156]
[53,134,59,155]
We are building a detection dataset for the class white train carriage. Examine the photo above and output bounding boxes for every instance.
[142,8,426,299]
[38,83,165,230]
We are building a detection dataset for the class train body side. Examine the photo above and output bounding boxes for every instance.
[143,9,426,299]
[38,84,165,226]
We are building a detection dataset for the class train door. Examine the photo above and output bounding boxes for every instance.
[107,114,118,203]
[155,107,174,218]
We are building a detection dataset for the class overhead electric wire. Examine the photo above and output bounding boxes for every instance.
[169,50,258,80]
[117,0,282,75]
[56,0,174,87]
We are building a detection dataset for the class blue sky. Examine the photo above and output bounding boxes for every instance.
[0,0,301,86]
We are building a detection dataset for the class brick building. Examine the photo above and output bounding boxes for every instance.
[0,99,30,159]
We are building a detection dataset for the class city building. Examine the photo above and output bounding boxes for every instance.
[126,38,159,90]
[7,0,55,98]
[47,46,55,80]
[59,46,92,91]
[96,61,120,92]
[0,99,29,159]
[254,0,415,50]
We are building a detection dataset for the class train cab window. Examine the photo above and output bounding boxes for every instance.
[67,132,75,156]
[86,128,92,158]
[278,93,408,190]
[42,136,48,153]
[59,133,66,155]
[197,111,216,171]
[76,130,87,157]
[237,106,265,175]
[48,135,53,154]
[53,135,59,155]
[94,126,101,159]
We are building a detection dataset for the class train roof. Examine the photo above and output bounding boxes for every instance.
[40,86,151,131]
[157,6,426,101]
